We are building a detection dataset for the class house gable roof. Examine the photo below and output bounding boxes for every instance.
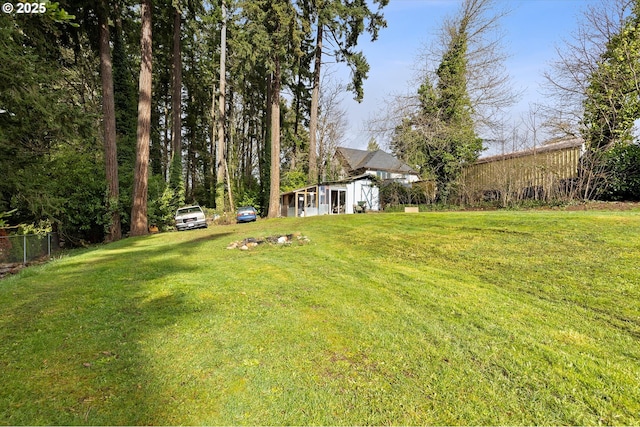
[336,147,418,175]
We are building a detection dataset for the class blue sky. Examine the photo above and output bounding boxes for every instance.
[335,0,600,150]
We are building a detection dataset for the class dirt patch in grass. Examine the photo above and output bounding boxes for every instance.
[226,233,310,250]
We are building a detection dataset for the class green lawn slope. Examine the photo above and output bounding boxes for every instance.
[1,210,639,425]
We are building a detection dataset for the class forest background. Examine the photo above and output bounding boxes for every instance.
[1,0,639,245]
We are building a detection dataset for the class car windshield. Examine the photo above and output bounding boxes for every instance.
[177,207,201,215]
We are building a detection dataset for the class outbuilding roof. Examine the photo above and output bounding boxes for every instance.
[475,138,584,165]
[279,174,375,196]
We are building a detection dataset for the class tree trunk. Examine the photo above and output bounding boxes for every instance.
[268,58,281,218]
[163,101,170,179]
[260,74,272,211]
[215,0,227,211]
[209,83,217,207]
[225,159,235,211]
[98,3,121,242]
[291,67,302,171]
[309,22,322,184]
[171,5,182,174]
[130,0,152,236]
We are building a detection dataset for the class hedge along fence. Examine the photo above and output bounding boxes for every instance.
[0,232,60,265]
[460,138,584,204]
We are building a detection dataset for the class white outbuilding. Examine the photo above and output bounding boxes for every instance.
[280,174,379,218]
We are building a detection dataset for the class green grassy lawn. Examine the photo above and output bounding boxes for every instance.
[1,210,639,425]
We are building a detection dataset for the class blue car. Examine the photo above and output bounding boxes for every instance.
[236,206,257,223]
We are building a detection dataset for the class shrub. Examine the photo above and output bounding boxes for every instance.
[380,181,435,209]
[147,176,184,231]
[600,143,640,201]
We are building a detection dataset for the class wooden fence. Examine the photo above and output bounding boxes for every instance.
[461,138,584,202]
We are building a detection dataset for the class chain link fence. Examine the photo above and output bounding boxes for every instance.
[0,233,60,265]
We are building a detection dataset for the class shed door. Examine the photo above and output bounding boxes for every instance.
[361,182,374,208]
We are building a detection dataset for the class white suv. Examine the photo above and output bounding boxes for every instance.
[175,205,207,231]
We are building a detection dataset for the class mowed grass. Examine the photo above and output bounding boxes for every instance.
[1,210,639,425]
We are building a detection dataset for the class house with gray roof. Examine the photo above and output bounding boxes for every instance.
[279,147,421,218]
[334,147,420,184]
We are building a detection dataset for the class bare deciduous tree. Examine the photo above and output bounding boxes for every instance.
[367,0,516,147]
[420,0,517,134]
[317,75,348,181]
[543,0,640,201]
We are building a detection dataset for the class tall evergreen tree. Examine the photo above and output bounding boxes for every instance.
[308,21,322,184]
[112,1,138,168]
[0,6,110,242]
[97,0,121,241]
[238,0,308,217]
[307,0,388,183]
[131,0,153,236]
[170,0,183,191]
[215,0,228,212]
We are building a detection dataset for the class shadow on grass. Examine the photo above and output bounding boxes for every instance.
[0,229,235,425]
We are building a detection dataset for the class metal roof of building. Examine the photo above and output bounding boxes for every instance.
[475,138,584,165]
